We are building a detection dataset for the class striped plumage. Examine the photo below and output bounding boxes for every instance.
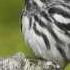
[21,0,70,69]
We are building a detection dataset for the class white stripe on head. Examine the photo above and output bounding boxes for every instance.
[53,14,70,24]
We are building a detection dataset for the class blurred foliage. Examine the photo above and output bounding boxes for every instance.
[0,0,34,58]
[0,0,21,21]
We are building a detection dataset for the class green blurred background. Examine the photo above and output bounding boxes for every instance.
[0,0,69,69]
[0,0,34,57]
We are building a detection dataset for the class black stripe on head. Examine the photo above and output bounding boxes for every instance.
[34,15,47,28]
[64,31,70,37]
[46,24,63,44]
[61,3,70,10]
[33,23,50,49]
[52,17,70,31]
[33,23,41,36]
[56,44,67,60]
[41,11,52,22]
[49,7,70,18]
[29,17,32,29]
[41,33,50,49]
[50,16,70,37]
[56,22,70,31]
[34,14,63,44]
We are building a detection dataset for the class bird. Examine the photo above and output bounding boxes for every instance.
[21,0,70,69]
